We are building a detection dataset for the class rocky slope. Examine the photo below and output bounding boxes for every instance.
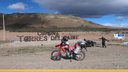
[0,13,124,32]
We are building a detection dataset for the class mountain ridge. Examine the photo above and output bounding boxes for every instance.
[0,13,127,32]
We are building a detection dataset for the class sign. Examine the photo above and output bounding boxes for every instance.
[114,33,125,40]
[17,32,78,42]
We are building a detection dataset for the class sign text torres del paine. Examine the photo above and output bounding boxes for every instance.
[17,32,78,42]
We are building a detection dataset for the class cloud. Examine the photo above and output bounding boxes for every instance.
[116,16,125,22]
[103,23,128,28]
[33,0,128,18]
[8,2,25,10]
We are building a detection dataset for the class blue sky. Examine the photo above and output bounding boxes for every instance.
[0,0,128,28]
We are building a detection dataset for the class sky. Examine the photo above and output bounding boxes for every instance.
[0,0,128,28]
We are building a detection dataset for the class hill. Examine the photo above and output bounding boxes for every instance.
[0,13,127,32]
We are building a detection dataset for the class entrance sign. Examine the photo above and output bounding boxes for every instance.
[114,33,125,40]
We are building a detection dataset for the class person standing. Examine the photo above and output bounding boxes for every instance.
[99,36,109,48]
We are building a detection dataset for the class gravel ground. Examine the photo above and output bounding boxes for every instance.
[0,45,128,69]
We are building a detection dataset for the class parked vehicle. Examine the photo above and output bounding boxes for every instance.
[84,40,96,47]
[51,42,86,61]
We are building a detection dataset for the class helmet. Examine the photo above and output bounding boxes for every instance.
[84,39,86,41]
[62,36,69,41]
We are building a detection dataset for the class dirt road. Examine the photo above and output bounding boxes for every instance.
[0,45,128,69]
